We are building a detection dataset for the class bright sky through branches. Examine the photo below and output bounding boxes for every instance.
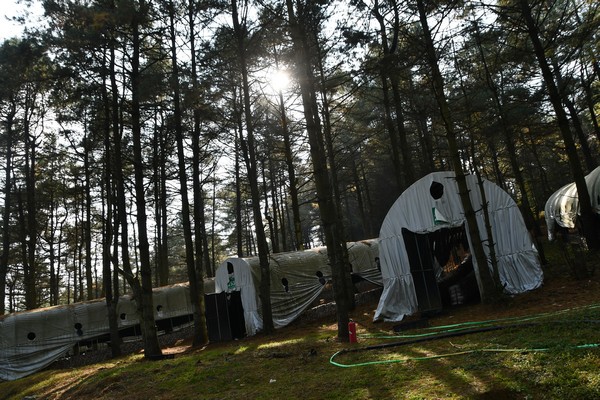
[0,0,43,41]
[1,1,23,40]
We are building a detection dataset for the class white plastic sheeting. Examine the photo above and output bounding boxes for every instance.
[215,257,263,336]
[374,171,543,322]
[544,166,600,240]
[215,239,381,335]
[0,282,214,381]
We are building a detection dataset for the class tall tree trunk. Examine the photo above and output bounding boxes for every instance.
[102,46,121,356]
[77,203,85,302]
[551,59,597,171]
[390,74,414,184]
[234,92,244,257]
[358,152,376,238]
[108,18,135,333]
[564,97,596,171]
[416,0,502,302]
[102,187,121,357]
[152,112,169,286]
[168,0,208,347]
[409,75,436,174]
[232,0,274,333]
[48,187,58,305]
[261,158,276,252]
[130,1,162,357]
[286,0,351,341]
[210,174,219,277]
[581,66,600,143]
[379,70,404,191]
[314,38,355,309]
[273,53,304,251]
[519,0,600,250]
[17,190,35,308]
[350,155,369,238]
[372,0,413,190]
[188,0,212,329]
[0,103,15,315]
[23,98,38,310]
[275,176,289,251]
[472,21,546,262]
[110,15,135,312]
[83,128,94,300]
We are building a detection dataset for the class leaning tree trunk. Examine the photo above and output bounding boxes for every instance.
[519,0,600,250]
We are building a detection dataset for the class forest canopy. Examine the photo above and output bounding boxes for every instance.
[0,0,598,317]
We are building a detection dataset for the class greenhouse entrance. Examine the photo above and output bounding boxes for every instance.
[401,225,480,315]
[205,291,246,341]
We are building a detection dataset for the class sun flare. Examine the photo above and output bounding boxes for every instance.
[270,69,290,92]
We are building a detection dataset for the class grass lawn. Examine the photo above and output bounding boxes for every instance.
[2,243,599,399]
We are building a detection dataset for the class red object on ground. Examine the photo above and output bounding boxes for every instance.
[348,321,357,343]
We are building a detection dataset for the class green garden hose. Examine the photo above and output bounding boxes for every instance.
[330,303,600,368]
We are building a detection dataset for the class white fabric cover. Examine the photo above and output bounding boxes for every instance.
[544,166,600,240]
[374,171,543,322]
[215,257,262,336]
[215,239,381,334]
[0,280,214,381]
[347,240,383,285]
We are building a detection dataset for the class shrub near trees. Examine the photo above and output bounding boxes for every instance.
[0,0,597,345]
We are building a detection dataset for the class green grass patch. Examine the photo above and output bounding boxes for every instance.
[2,253,599,399]
[2,303,598,399]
